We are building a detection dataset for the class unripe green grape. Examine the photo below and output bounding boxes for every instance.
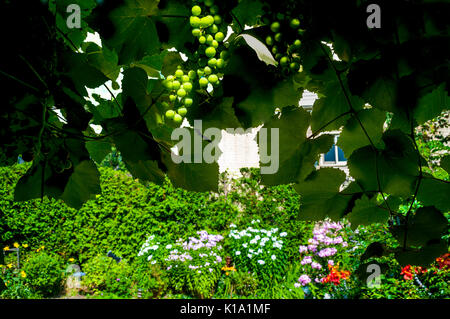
[293,39,301,48]
[265,36,273,46]
[270,21,280,33]
[161,101,170,109]
[215,32,225,42]
[169,94,177,102]
[216,58,225,68]
[175,69,184,78]
[204,0,214,7]
[275,53,282,60]
[290,62,299,71]
[201,15,214,27]
[210,5,219,14]
[190,16,201,28]
[211,40,219,48]
[177,107,188,116]
[208,58,217,67]
[274,33,282,42]
[208,74,218,84]
[206,34,214,45]
[192,28,201,37]
[205,46,216,58]
[209,24,219,34]
[197,69,205,77]
[162,80,173,90]
[166,75,174,81]
[181,75,190,83]
[271,46,278,55]
[177,88,187,97]
[188,70,197,80]
[214,15,222,24]
[199,77,209,88]
[172,80,181,90]
[290,18,300,29]
[165,110,175,119]
[173,113,183,123]
[184,98,193,107]
[280,56,289,66]
[191,5,201,16]
[298,28,305,36]
[182,82,193,91]
[199,36,206,44]
[204,66,212,75]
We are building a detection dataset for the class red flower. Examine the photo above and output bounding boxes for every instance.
[321,265,351,285]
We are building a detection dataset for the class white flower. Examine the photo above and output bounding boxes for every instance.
[235,251,241,256]
[271,255,276,260]
[147,255,153,261]
[165,244,172,249]
[280,232,287,237]
[230,223,237,228]
[257,260,265,265]
[242,243,248,248]
[247,254,253,259]
[151,260,156,265]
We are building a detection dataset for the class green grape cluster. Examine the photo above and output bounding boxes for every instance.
[263,15,304,76]
[161,0,229,124]
[161,66,196,124]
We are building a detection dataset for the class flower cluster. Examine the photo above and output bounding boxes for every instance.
[320,264,350,285]
[400,265,427,280]
[435,253,450,270]
[221,266,237,276]
[295,220,351,287]
[228,220,288,283]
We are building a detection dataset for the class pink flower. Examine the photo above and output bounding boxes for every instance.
[298,274,311,286]
[299,245,308,253]
[301,256,313,265]
[311,262,322,269]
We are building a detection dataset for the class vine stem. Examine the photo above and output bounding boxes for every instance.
[318,42,394,216]
[0,69,39,92]
[403,122,424,250]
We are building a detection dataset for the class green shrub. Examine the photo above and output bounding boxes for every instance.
[217,270,258,298]
[22,251,64,298]
[81,255,133,297]
[130,260,169,299]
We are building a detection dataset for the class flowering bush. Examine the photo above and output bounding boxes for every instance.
[294,220,353,298]
[138,231,225,298]
[0,244,31,299]
[82,255,133,297]
[228,220,288,286]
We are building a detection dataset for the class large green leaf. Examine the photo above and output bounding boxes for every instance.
[122,67,152,110]
[84,42,121,81]
[258,106,333,185]
[393,206,448,247]
[395,241,448,267]
[311,81,365,133]
[417,176,450,212]
[223,45,302,128]
[86,140,112,164]
[414,83,450,125]
[347,195,390,230]
[294,168,357,221]
[162,128,219,192]
[61,160,101,209]
[231,0,264,32]
[105,0,160,65]
[338,108,386,158]
[347,130,420,198]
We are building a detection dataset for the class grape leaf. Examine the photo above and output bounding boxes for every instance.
[414,83,450,125]
[258,106,333,185]
[337,108,386,158]
[238,34,277,66]
[61,160,101,209]
[105,0,160,65]
[417,175,450,212]
[347,195,390,230]
[393,206,448,247]
[294,168,357,221]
